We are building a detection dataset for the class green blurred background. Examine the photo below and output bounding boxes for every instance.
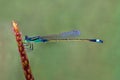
[0,0,120,80]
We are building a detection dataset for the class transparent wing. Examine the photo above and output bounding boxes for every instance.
[41,30,80,40]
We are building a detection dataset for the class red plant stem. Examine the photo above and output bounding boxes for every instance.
[12,21,34,80]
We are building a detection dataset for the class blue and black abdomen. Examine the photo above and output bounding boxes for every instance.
[89,39,103,43]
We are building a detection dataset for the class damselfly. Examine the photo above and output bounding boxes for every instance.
[23,30,103,50]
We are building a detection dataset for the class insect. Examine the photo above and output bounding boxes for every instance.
[23,30,103,50]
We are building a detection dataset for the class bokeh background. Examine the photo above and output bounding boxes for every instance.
[0,0,120,80]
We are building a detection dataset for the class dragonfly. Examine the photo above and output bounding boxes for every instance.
[23,30,103,50]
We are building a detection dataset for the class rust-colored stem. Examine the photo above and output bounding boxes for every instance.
[12,21,34,80]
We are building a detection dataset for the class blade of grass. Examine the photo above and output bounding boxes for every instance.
[12,20,34,80]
